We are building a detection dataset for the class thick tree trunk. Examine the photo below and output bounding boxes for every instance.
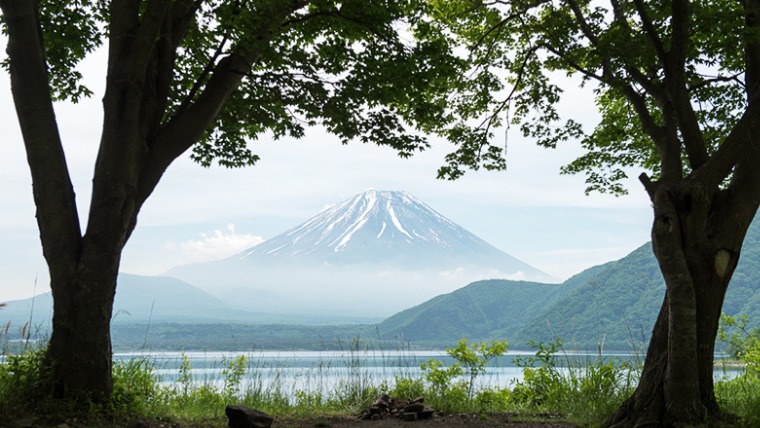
[609,184,748,427]
[44,175,136,400]
[609,281,727,427]
[46,266,118,400]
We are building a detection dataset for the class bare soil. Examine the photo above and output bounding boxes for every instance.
[276,413,580,428]
[10,413,581,428]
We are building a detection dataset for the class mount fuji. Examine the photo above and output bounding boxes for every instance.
[165,190,554,317]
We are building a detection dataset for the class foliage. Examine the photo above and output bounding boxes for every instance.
[716,316,760,427]
[418,339,508,411]
[423,0,747,193]
[7,334,760,426]
[716,372,760,427]
[420,358,465,393]
[719,315,760,375]
[511,339,638,426]
[447,338,508,398]
[0,347,49,415]
[112,358,165,415]
[0,0,470,402]
[4,0,467,167]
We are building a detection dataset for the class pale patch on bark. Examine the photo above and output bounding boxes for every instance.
[714,249,731,278]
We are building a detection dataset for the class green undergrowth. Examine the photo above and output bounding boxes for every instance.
[2,333,760,427]
[716,315,760,427]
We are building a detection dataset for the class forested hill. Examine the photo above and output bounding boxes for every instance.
[378,218,760,350]
[377,263,607,343]
[514,221,760,349]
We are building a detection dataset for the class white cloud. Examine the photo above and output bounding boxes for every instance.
[163,224,264,264]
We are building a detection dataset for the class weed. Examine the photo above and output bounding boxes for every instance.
[511,339,638,427]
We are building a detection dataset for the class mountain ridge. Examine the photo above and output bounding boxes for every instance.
[166,190,554,316]
[378,217,760,350]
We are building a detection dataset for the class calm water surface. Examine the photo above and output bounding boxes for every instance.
[112,350,740,395]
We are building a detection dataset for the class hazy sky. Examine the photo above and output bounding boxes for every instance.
[0,42,654,302]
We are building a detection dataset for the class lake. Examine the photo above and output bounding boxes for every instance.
[112,349,741,396]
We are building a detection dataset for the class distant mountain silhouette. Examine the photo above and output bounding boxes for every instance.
[1,274,252,327]
[0,273,379,331]
[166,190,554,317]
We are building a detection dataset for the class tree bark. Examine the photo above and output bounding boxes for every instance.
[47,264,119,399]
[609,182,751,427]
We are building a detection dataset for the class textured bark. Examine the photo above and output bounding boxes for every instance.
[47,266,119,399]
[609,182,754,427]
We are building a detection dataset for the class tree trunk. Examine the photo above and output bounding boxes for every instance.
[43,173,137,400]
[46,266,118,400]
[609,184,748,427]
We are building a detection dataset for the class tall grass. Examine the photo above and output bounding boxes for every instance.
[510,339,639,427]
[3,330,760,427]
[715,315,760,427]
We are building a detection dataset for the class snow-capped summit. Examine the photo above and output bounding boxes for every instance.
[166,190,554,317]
[238,190,521,267]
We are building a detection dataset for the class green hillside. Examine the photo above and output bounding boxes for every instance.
[513,243,663,349]
[378,219,760,350]
[515,219,760,349]
[377,263,607,345]
[110,322,377,351]
[6,219,760,351]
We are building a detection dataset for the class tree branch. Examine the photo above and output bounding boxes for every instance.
[108,0,140,71]
[607,0,668,103]
[630,0,667,64]
[689,73,744,91]
[723,0,760,213]
[619,85,666,143]
[136,1,305,205]
[664,0,709,170]
[0,0,82,267]
[129,0,173,82]
[174,34,230,116]
[692,110,751,189]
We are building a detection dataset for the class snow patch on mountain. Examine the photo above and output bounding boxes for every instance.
[166,190,555,317]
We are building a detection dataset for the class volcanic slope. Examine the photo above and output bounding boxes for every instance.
[166,190,553,317]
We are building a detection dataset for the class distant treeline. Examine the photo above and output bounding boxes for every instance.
[110,322,417,351]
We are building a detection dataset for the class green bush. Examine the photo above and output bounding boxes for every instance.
[511,339,636,426]
[717,314,760,426]
[419,338,509,413]
[112,357,164,414]
[0,347,49,415]
[392,376,425,400]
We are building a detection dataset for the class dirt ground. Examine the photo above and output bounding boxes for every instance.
[9,413,580,428]
[275,414,580,428]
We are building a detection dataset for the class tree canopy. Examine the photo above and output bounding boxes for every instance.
[426,0,749,196]
[0,0,469,401]
[6,0,464,172]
